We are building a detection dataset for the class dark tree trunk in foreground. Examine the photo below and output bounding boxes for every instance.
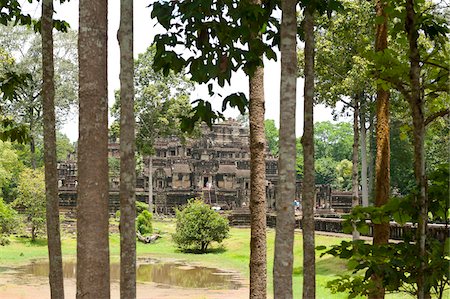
[118,0,136,298]
[370,0,390,297]
[352,98,360,240]
[77,1,110,298]
[42,0,64,297]
[405,1,427,297]
[301,6,316,299]
[273,0,297,296]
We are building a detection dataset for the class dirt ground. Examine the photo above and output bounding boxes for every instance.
[0,270,249,299]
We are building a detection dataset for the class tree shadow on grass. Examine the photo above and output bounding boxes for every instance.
[293,257,347,277]
[14,237,48,247]
[176,244,228,255]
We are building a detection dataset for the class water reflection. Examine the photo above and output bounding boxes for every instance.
[19,259,241,290]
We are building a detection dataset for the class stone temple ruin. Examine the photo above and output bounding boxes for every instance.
[57,119,302,213]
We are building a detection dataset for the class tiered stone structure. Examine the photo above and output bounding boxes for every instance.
[57,119,291,213]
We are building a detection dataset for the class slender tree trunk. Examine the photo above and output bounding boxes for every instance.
[368,107,376,203]
[370,0,390,297]
[247,0,267,297]
[148,156,153,213]
[77,1,110,298]
[352,98,360,240]
[302,6,316,299]
[248,67,267,299]
[30,118,36,169]
[360,99,369,207]
[42,1,64,298]
[273,0,297,296]
[405,1,427,297]
[118,0,136,298]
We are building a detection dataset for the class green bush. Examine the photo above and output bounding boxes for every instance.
[136,210,153,236]
[136,201,149,214]
[0,197,19,238]
[172,199,230,253]
[115,201,149,221]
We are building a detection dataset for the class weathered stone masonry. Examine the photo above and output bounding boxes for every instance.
[57,119,292,213]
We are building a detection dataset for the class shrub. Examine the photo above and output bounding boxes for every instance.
[115,201,149,221]
[13,169,46,241]
[0,197,19,244]
[172,199,230,253]
[136,210,153,236]
[136,201,149,214]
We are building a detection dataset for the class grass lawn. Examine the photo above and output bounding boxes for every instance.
[0,219,417,298]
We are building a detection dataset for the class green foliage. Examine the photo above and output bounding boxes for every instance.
[390,117,415,195]
[136,210,153,236]
[0,26,78,141]
[56,132,74,161]
[315,157,337,185]
[151,0,279,129]
[264,119,279,156]
[0,197,19,240]
[428,163,450,223]
[335,159,353,191]
[315,121,353,162]
[112,45,197,155]
[323,174,450,298]
[13,168,46,241]
[173,199,230,253]
[136,201,149,214]
[0,140,22,200]
[310,121,354,190]
[0,1,70,31]
[108,157,120,178]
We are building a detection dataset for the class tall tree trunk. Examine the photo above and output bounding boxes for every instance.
[42,1,64,298]
[360,99,369,207]
[118,0,136,298]
[249,65,267,299]
[29,115,36,169]
[301,6,316,299]
[77,1,110,298]
[368,107,376,203]
[405,1,427,297]
[352,98,360,240]
[273,0,297,296]
[370,0,390,297]
[148,156,153,213]
[248,0,267,297]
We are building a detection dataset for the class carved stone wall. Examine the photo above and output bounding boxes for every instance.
[57,119,280,213]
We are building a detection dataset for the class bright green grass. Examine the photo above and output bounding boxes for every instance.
[0,219,418,298]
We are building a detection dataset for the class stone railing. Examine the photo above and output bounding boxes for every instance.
[227,213,449,241]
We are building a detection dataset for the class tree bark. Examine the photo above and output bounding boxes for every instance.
[249,66,267,299]
[370,0,390,297]
[118,0,136,298]
[77,1,110,298]
[352,98,360,240]
[42,0,64,298]
[148,156,153,213]
[301,6,316,299]
[273,0,297,296]
[368,107,376,203]
[360,100,369,207]
[405,1,427,297]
